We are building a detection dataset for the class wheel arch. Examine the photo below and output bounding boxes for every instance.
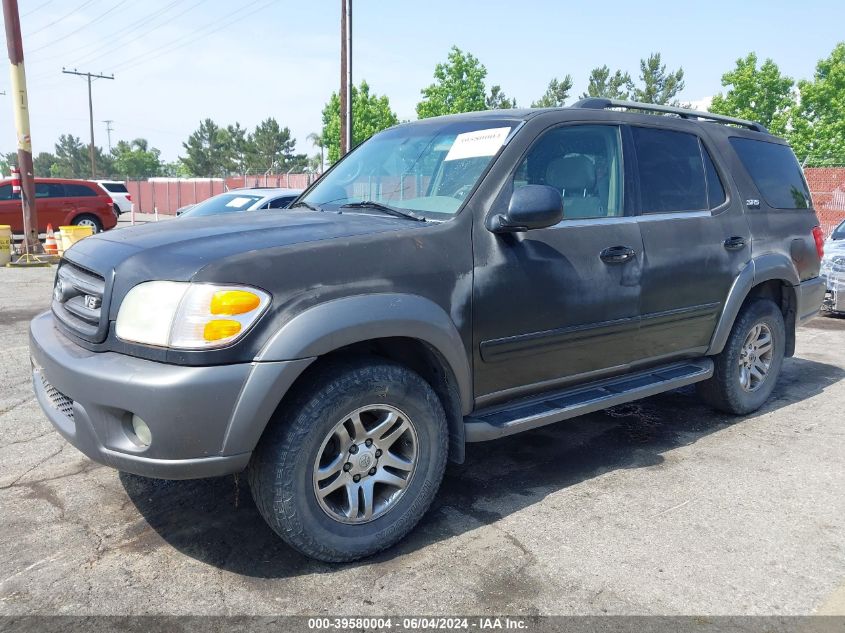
[707,256,799,357]
[233,294,472,463]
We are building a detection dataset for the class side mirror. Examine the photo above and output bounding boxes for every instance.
[488,185,563,233]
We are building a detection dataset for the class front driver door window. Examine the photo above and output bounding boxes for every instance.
[471,124,645,402]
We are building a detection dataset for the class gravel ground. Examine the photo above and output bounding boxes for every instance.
[1,266,843,616]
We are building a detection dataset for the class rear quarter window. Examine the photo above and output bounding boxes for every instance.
[729,137,811,209]
[63,183,99,197]
[101,182,128,193]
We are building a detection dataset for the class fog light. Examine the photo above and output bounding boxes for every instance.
[131,415,152,447]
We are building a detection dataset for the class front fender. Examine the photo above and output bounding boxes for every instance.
[255,293,473,414]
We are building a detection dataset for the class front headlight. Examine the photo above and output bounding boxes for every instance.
[116,282,270,349]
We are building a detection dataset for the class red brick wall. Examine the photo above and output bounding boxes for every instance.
[806,167,845,236]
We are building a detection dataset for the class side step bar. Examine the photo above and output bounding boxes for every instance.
[464,359,714,442]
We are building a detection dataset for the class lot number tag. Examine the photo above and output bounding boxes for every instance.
[444,127,511,161]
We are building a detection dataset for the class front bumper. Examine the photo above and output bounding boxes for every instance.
[29,311,313,479]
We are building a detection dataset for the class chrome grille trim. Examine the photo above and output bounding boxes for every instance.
[52,260,107,342]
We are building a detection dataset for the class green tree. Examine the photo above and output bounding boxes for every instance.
[531,76,573,107]
[246,118,297,173]
[416,46,488,118]
[52,134,88,177]
[582,66,634,100]
[709,53,794,135]
[33,151,57,177]
[322,80,399,163]
[486,85,516,109]
[633,53,685,105]
[226,123,249,174]
[788,42,845,162]
[180,119,233,176]
[307,132,325,173]
[1,151,17,175]
[111,138,162,178]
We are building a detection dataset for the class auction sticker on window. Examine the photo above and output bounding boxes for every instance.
[444,127,511,161]
[225,197,254,208]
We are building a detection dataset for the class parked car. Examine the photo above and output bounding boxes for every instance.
[826,217,845,245]
[96,180,132,215]
[820,239,845,315]
[30,99,825,563]
[1,177,117,233]
[177,188,302,217]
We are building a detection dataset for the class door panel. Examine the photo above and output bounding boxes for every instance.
[632,127,751,359]
[472,123,644,404]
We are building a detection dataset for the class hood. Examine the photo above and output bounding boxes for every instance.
[62,209,426,310]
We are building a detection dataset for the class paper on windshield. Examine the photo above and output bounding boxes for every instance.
[444,127,511,161]
[225,196,254,208]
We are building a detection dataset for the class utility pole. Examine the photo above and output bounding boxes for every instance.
[345,0,352,155]
[339,0,347,157]
[102,119,113,152]
[62,68,114,178]
[2,0,39,255]
[339,0,352,156]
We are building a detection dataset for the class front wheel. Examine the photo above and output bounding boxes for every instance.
[248,358,448,562]
[697,299,786,415]
[71,213,103,233]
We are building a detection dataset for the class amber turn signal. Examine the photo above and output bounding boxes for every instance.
[210,290,261,315]
[203,319,242,341]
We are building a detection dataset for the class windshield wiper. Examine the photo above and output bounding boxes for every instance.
[340,201,426,222]
[290,200,321,212]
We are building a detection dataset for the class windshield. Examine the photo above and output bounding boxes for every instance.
[301,120,517,219]
[832,220,845,240]
[181,193,265,217]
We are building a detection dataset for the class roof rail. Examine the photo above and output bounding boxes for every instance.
[570,98,768,133]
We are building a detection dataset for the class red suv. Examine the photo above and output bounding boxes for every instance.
[0,178,117,233]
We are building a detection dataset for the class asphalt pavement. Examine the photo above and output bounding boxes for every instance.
[1,266,843,615]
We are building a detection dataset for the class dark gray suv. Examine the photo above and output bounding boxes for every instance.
[30,99,826,562]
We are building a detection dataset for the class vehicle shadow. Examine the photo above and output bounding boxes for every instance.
[119,355,844,579]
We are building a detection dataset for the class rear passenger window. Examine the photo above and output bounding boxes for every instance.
[632,127,708,213]
[514,124,624,219]
[702,144,726,208]
[729,137,810,209]
[35,183,64,198]
[63,183,97,197]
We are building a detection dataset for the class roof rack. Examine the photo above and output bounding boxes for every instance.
[570,98,768,133]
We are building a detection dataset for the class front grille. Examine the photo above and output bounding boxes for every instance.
[40,373,74,421]
[52,260,107,342]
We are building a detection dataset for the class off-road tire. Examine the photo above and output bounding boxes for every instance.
[248,358,448,562]
[697,299,785,415]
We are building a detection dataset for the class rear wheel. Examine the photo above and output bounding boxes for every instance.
[71,214,103,233]
[248,358,448,562]
[697,299,785,414]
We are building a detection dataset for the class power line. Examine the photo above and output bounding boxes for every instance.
[62,68,115,177]
[109,0,273,74]
[22,0,57,17]
[65,0,202,67]
[28,0,132,54]
[25,0,200,83]
[24,0,100,38]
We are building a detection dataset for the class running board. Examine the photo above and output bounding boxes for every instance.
[464,359,714,442]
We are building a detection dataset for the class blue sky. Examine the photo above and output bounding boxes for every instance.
[3,0,844,163]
